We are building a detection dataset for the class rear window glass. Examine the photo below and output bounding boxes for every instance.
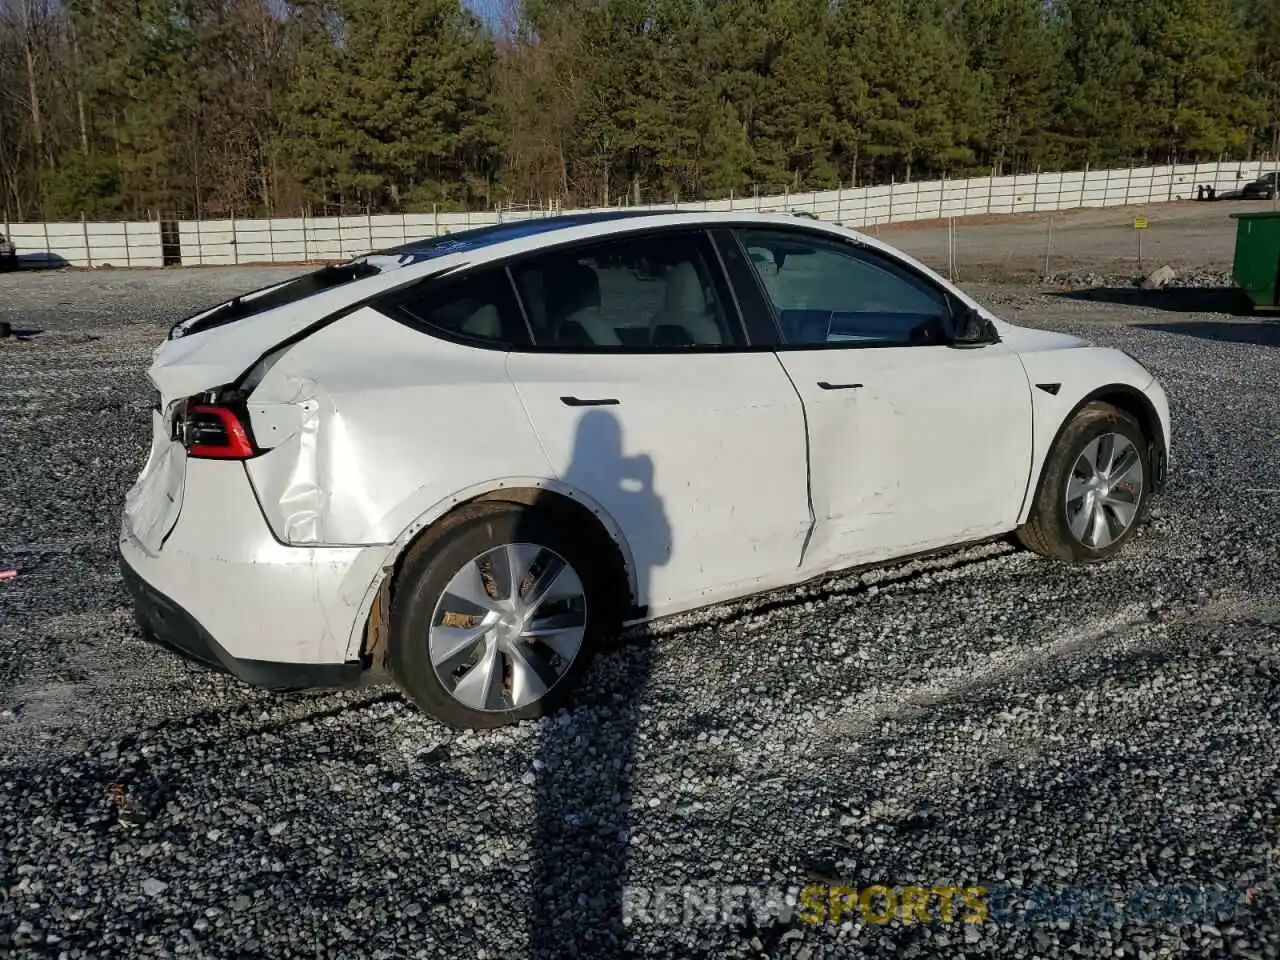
[169,212,656,340]
[170,262,380,339]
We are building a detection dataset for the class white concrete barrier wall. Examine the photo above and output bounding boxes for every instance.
[2,160,1270,268]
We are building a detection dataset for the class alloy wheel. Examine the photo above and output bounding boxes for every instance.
[428,543,588,712]
[1064,432,1145,550]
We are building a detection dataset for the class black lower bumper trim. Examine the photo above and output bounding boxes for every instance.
[119,551,364,692]
[1150,442,1169,494]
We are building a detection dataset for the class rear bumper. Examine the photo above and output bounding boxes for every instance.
[119,456,392,677]
[120,550,364,691]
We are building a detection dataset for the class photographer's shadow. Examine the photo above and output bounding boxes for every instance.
[529,408,672,958]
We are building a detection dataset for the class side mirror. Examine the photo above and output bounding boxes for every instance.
[952,305,997,348]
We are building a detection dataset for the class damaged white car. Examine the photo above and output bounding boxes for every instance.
[120,211,1171,729]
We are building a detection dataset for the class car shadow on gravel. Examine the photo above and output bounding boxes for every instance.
[1051,287,1254,316]
[1134,320,1280,347]
[10,252,71,271]
[527,409,671,959]
[0,323,43,340]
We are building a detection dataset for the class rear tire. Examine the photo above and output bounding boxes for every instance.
[1016,402,1150,563]
[387,505,625,729]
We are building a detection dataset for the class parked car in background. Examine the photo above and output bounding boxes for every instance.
[120,211,1171,730]
[1241,172,1278,200]
[0,233,16,269]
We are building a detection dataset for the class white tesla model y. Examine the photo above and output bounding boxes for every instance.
[120,211,1171,728]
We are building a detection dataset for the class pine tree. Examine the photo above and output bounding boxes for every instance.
[955,0,1063,173]
[830,0,985,183]
[279,0,501,211]
[1140,0,1258,160]
[1056,0,1152,165]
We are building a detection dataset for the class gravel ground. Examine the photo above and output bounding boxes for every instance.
[1,264,1278,960]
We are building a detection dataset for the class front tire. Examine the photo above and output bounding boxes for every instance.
[387,505,624,729]
[1016,402,1150,563]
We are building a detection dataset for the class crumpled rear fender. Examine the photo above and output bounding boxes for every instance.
[242,306,555,546]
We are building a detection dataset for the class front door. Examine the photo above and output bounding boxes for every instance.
[731,226,1034,573]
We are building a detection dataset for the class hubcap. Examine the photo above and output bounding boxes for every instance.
[1065,432,1145,550]
[429,543,587,713]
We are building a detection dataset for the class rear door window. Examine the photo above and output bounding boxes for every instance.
[508,230,744,350]
[377,267,529,346]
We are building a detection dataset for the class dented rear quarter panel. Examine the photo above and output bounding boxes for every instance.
[243,306,557,547]
[241,305,654,661]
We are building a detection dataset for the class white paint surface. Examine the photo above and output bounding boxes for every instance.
[120,211,1173,672]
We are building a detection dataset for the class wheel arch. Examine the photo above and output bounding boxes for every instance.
[346,479,640,665]
[1017,383,1167,526]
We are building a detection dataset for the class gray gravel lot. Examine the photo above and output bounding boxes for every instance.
[883,198,1280,281]
[1,257,1279,960]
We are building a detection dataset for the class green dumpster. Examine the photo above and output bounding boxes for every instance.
[1229,211,1280,312]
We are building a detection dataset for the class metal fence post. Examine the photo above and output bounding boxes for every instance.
[302,213,309,263]
[125,221,132,268]
[231,211,239,264]
[267,214,275,264]
[946,217,955,280]
[433,203,439,237]
[888,179,895,223]
[1044,216,1054,277]
[82,213,92,268]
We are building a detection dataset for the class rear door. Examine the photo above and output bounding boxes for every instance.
[503,228,813,616]
[725,225,1033,573]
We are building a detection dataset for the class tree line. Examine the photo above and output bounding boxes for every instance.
[0,0,1276,221]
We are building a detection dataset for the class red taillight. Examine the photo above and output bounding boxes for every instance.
[181,404,256,459]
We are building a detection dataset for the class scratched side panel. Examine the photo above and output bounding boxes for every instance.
[505,350,814,616]
[780,342,1034,576]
